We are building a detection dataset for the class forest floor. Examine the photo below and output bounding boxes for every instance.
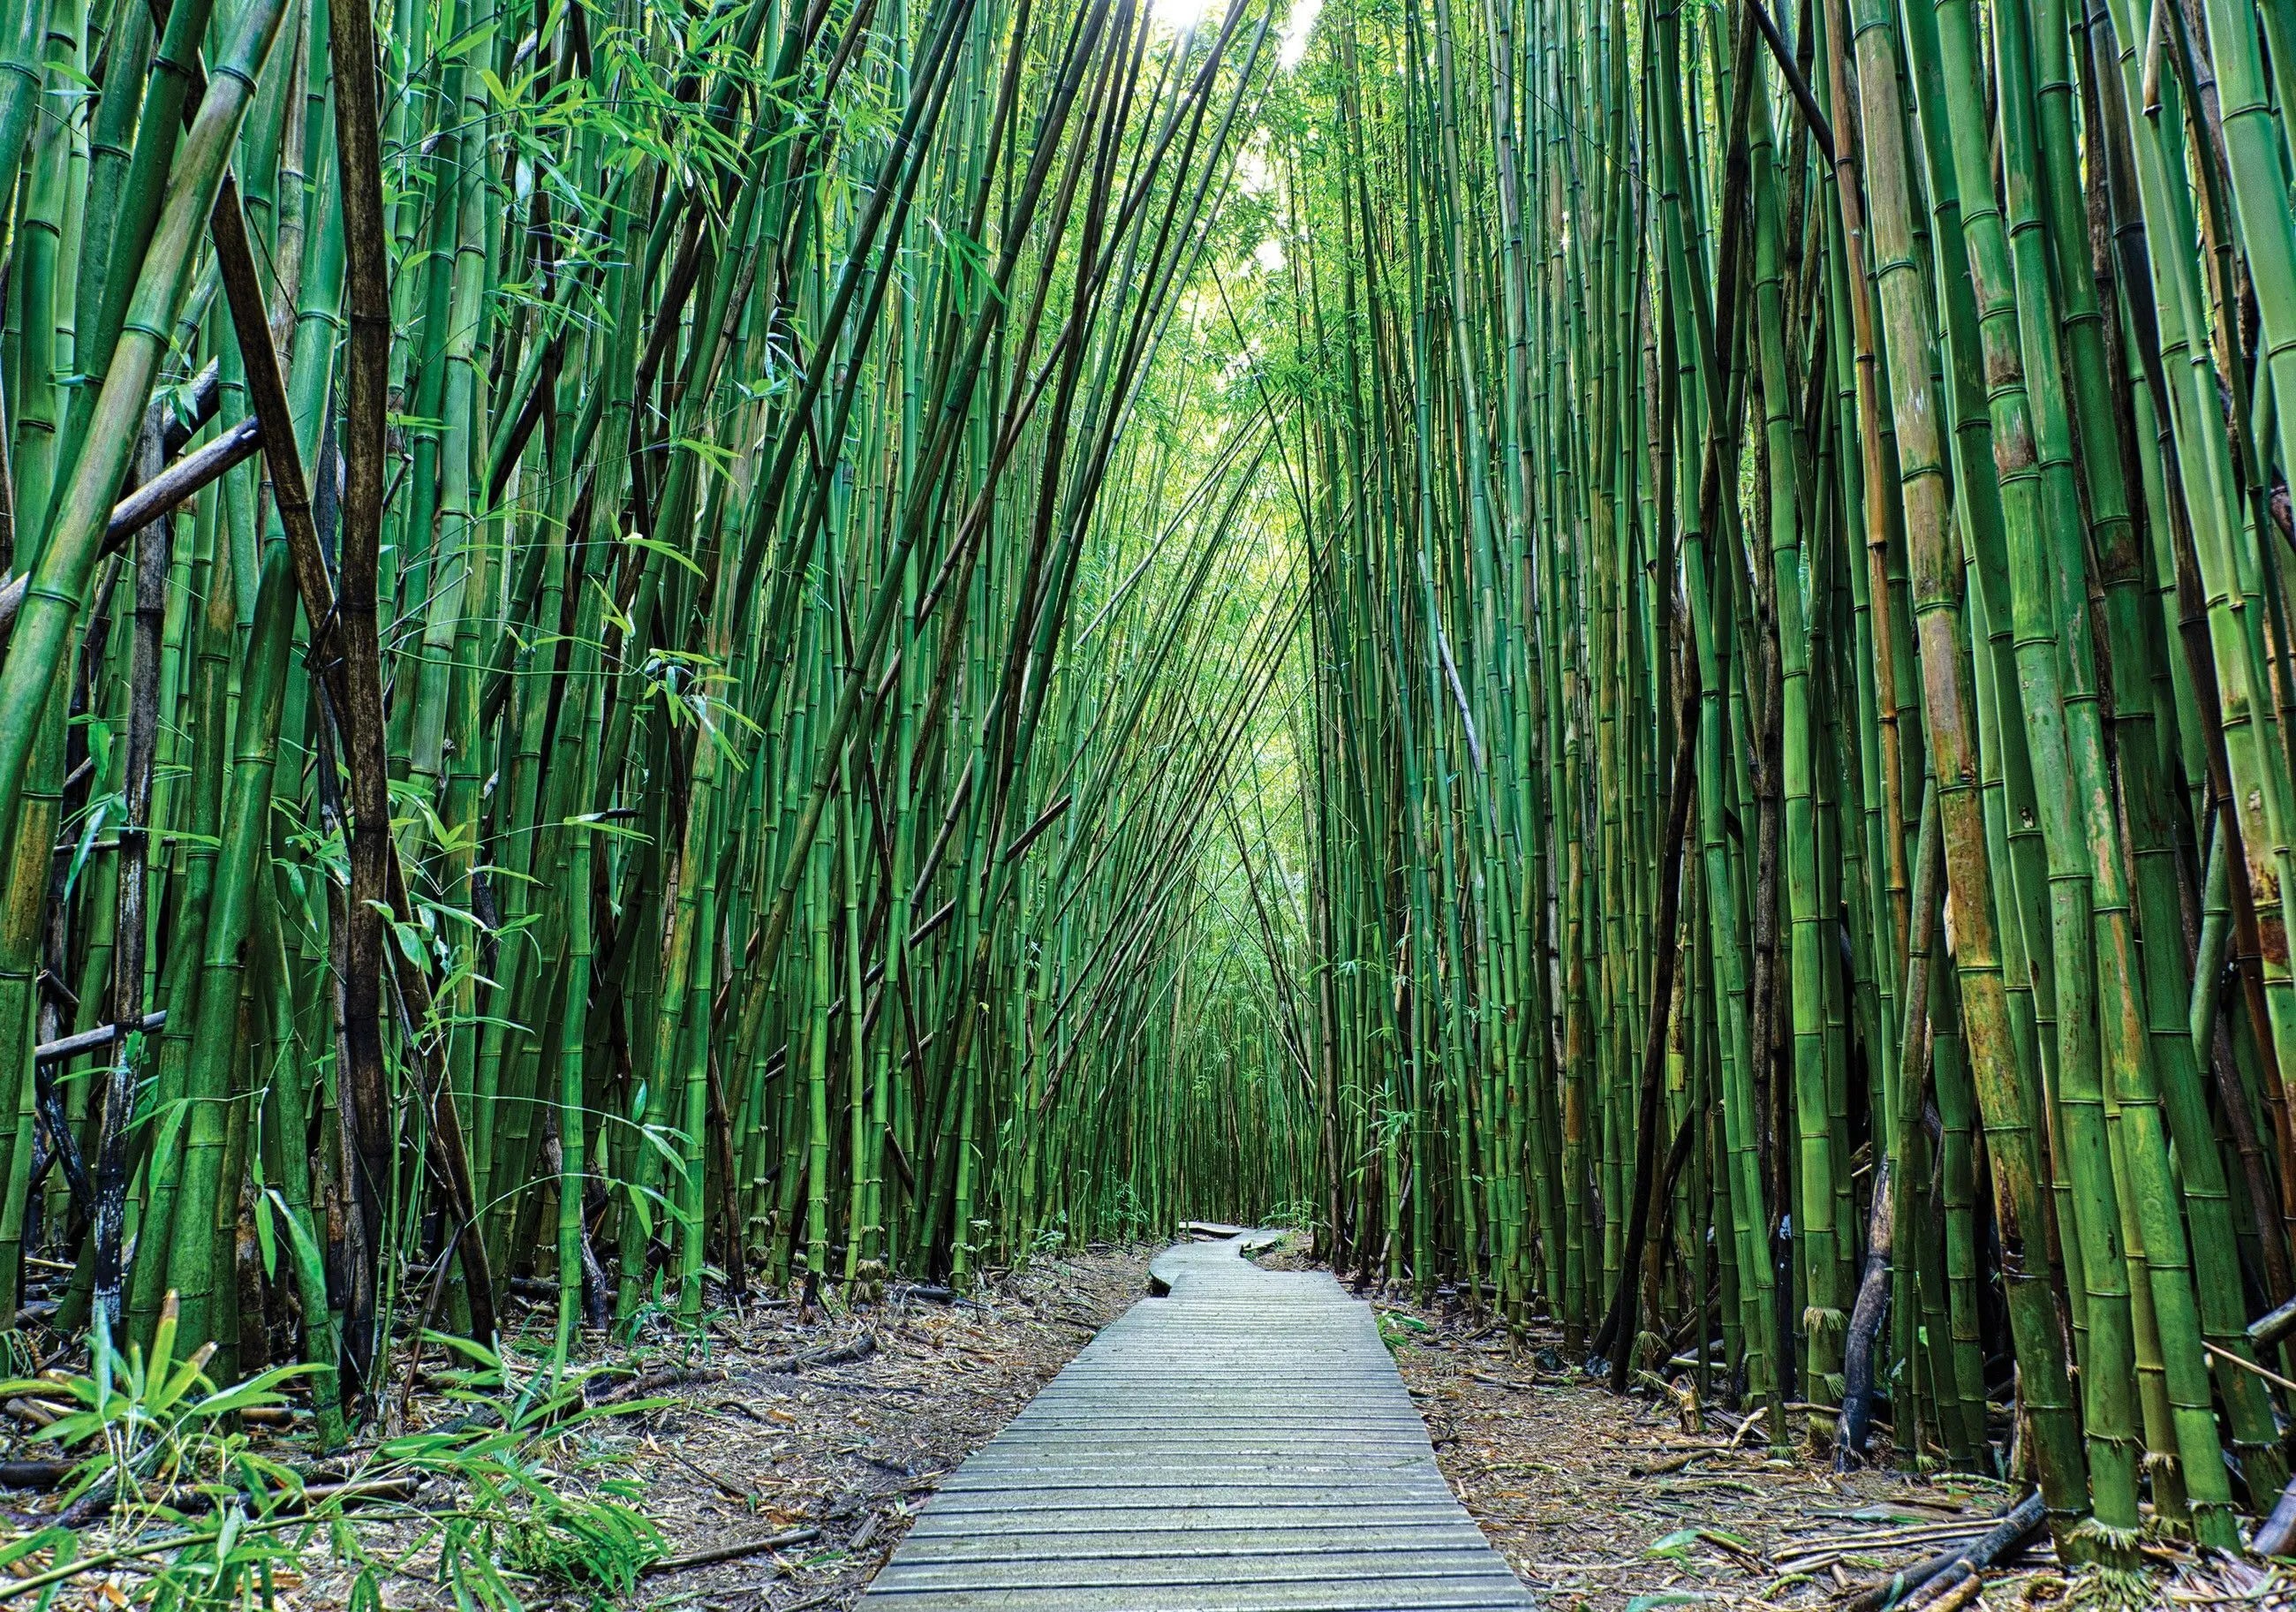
[1314,1234,2286,1612]
[501,1242,1157,1612]
[10,1236,2289,1612]
[0,1245,1154,1612]
[355,1238,2292,1611]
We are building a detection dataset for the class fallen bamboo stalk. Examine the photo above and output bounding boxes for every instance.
[593,1333,875,1405]
[1839,1492,2045,1612]
[0,1461,73,1491]
[639,1527,822,1576]
[750,1335,877,1376]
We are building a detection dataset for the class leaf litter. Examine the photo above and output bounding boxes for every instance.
[1364,1272,2289,1612]
[565,1244,1152,1611]
[16,1237,2285,1612]
[0,1245,1152,1612]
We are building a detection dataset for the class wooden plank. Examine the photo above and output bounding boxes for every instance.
[861,1233,1536,1609]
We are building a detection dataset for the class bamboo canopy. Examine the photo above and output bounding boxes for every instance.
[4,0,2296,1561]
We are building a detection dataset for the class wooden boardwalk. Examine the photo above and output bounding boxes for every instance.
[861,1232,1537,1609]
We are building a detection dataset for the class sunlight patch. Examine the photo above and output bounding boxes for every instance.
[1149,0,1220,34]
[1280,0,1324,67]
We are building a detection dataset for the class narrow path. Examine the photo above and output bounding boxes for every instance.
[861,1232,1538,1609]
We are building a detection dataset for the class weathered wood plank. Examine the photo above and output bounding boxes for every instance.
[861,1233,1537,1609]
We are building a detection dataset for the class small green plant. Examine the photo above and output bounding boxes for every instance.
[0,1297,322,1610]
[4,1300,313,1510]
[1107,1186,1152,1245]
[0,1318,664,1612]
[1375,1309,1430,1355]
[1015,1212,1071,1270]
[497,1487,663,1601]
[381,1335,667,1607]
[1265,1199,1319,1233]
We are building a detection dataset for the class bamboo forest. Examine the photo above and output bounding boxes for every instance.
[11,0,2296,1591]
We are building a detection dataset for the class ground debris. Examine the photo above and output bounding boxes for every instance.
[2160,1557,2296,1610]
[1361,1285,2262,1612]
[561,1243,1151,1610]
[0,1245,1149,1612]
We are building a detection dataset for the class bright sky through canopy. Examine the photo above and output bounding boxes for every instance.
[1151,0,1318,60]
[1149,0,1219,33]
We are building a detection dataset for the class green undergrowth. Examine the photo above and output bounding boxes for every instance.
[0,1308,666,1612]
